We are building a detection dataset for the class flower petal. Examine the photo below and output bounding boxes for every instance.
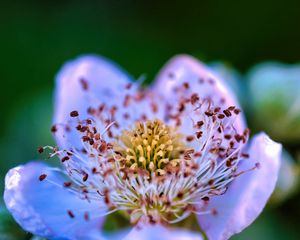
[122,225,203,240]
[153,55,246,132]
[53,55,133,149]
[197,133,281,240]
[3,162,106,239]
[54,55,165,149]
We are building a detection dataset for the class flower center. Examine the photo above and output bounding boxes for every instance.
[45,82,255,227]
[114,119,187,176]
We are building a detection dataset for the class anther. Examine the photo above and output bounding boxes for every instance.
[70,111,79,117]
[39,174,47,181]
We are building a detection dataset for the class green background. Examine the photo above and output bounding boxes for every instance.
[0,0,300,239]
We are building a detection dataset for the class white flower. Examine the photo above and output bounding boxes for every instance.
[4,55,281,240]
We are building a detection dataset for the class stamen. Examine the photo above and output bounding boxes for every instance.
[41,81,253,227]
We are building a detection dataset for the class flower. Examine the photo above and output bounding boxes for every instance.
[4,55,281,240]
[247,62,300,142]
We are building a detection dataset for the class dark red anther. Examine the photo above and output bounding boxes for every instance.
[183,82,189,89]
[218,114,225,119]
[64,181,72,187]
[226,160,232,167]
[151,102,158,113]
[223,109,232,117]
[106,143,113,150]
[123,95,131,107]
[80,78,89,91]
[194,152,202,157]
[84,212,89,221]
[178,103,185,112]
[202,196,210,201]
[51,125,57,133]
[196,121,204,128]
[196,131,203,139]
[255,162,261,169]
[208,179,214,185]
[61,156,70,162]
[37,147,44,154]
[39,174,47,181]
[234,108,241,114]
[89,138,94,145]
[177,192,184,198]
[214,107,221,112]
[83,173,89,182]
[190,93,200,104]
[110,105,118,117]
[87,107,96,115]
[70,111,79,117]
[186,135,195,142]
[82,136,90,142]
[212,208,218,216]
[234,134,243,142]
[107,130,113,138]
[67,210,75,218]
[224,134,232,140]
[205,111,214,117]
[99,142,107,153]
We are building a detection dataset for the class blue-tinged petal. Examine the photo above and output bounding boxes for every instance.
[53,55,133,149]
[153,55,246,132]
[122,225,203,240]
[4,162,106,239]
[197,133,281,240]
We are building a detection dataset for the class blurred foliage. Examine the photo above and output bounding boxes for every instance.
[1,0,300,239]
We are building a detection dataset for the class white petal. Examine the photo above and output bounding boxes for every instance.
[197,133,281,240]
[153,55,246,132]
[4,162,106,239]
[53,55,133,149]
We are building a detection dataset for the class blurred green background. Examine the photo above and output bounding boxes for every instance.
[1,0,300,239]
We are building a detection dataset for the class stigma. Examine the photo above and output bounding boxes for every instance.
[114,119,187,177]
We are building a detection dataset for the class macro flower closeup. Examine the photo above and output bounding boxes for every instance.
[3,55,281,240]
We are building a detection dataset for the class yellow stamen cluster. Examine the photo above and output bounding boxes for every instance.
[114,119,186,176]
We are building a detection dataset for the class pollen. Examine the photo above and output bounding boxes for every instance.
[114,119,187,176]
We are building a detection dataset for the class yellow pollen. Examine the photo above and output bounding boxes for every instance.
[114,119,187,176]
